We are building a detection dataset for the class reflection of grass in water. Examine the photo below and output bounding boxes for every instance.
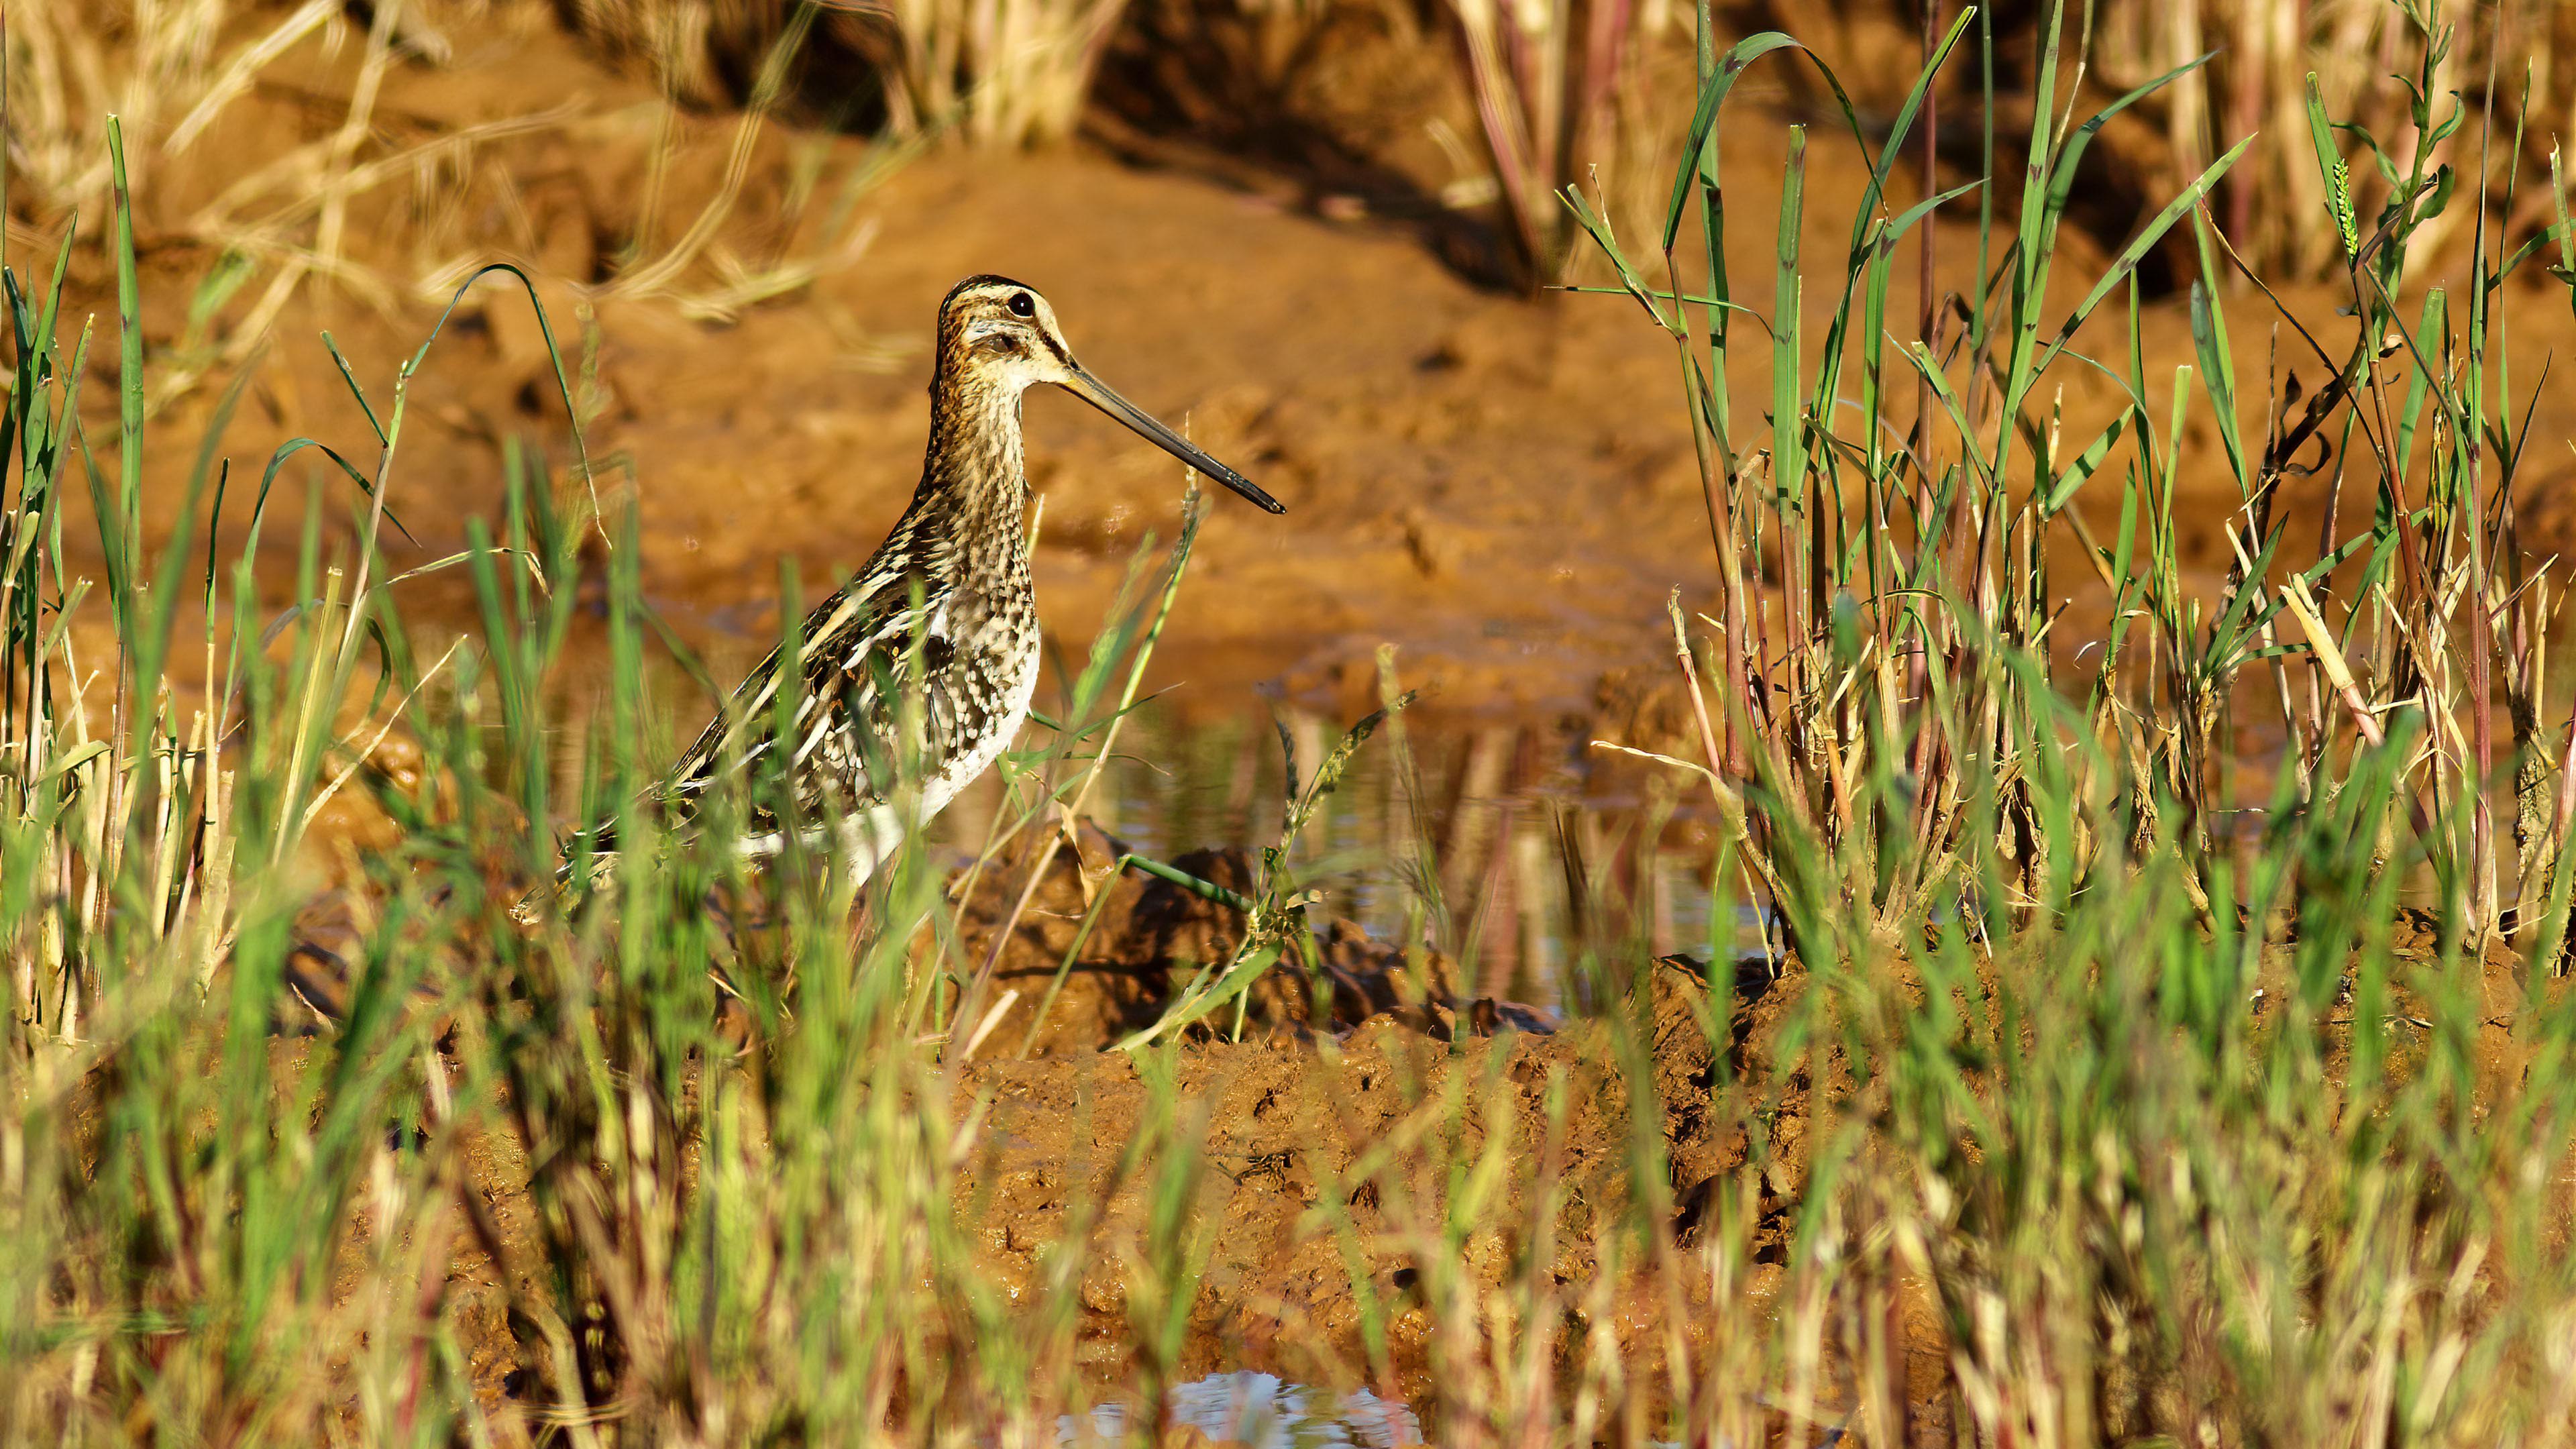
[1087,703,1771,1013]
[17,3,2576,1440]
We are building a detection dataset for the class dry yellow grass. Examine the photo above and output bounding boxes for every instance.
[7,0,2546,316]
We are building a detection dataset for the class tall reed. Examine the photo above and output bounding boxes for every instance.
[1572,0,2573,947]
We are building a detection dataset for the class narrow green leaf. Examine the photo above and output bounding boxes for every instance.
[1664,34,1809,252]
[2043,412,2127,515]
[2040,133,2257,364]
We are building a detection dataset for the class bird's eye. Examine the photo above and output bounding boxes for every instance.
[1008,292,1034,318]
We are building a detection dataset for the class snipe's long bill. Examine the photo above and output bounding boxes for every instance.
[518,274,1281,918]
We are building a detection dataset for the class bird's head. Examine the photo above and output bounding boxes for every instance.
[936,275,1285,514]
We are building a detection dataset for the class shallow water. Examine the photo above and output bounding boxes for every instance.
[507,622,1764,1010]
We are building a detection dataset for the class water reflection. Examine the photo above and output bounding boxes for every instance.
[1013,704,1765,1013]
[1059,1373,1421,1449]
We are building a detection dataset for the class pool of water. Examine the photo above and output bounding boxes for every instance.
[1002,702,1769,1014]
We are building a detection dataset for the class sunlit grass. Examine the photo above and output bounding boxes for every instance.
[10,0,2576,1442]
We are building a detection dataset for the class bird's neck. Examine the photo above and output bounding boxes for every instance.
[911,362,1030,572]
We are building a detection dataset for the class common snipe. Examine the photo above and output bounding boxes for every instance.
[522,275,1281,916]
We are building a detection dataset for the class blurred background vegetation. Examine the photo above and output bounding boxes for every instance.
[9,0,2569,311]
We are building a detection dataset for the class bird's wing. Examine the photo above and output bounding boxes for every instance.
[574,566,958,861]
